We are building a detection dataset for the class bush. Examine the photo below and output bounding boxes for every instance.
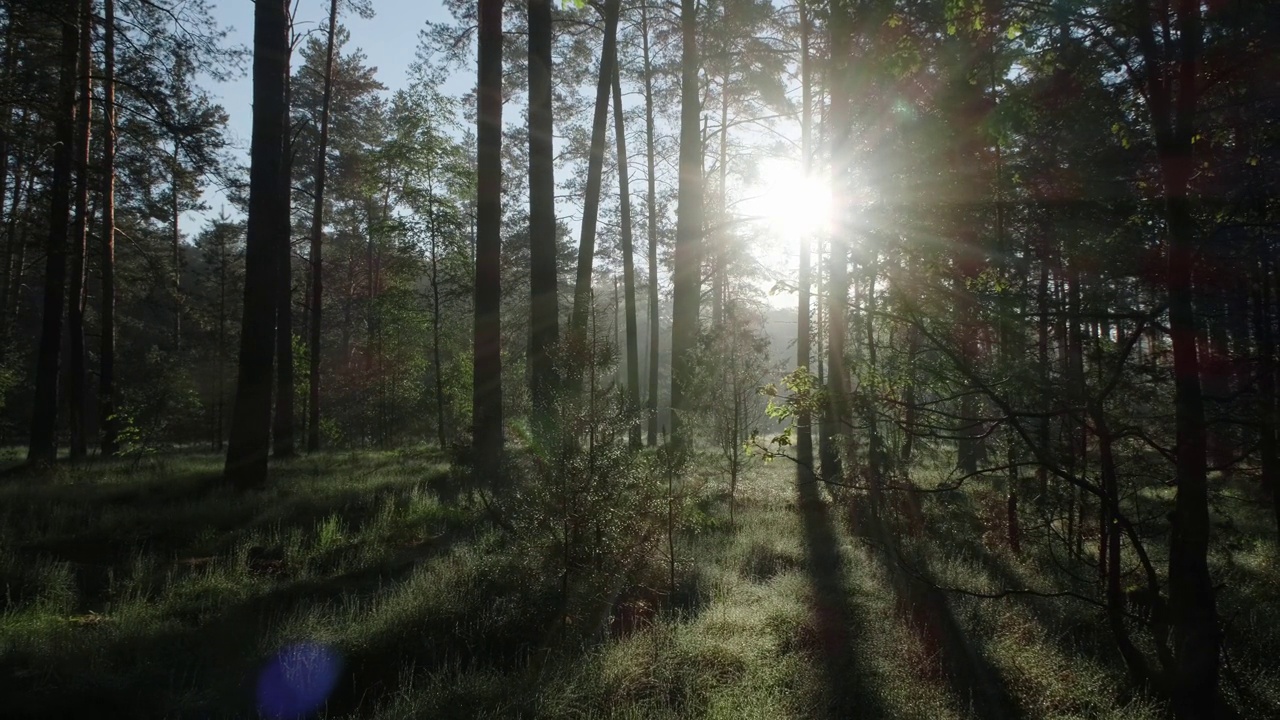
[505,391,665,638]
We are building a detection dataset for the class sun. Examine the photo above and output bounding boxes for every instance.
[741,158,833,250]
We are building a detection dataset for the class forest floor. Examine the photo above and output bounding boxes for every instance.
[0,449,1277,719]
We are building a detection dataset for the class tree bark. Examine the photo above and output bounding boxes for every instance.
[99,0,118,457]
[1130,0,1220,712]
[641,4,660,446]
[473,0,505,481]
[528,0,558,437]
[669,0,703,446]
[27,0,80,468]
[824,0,853,476]
[65,0,93,461]
[711,71,728,330]
[612,65,641,448]
[430,209,446,447]
[225,0,288,489]
[273,68,295,458]
[306,0,339,453]
[569,0,622,371]
[795,0,814,487]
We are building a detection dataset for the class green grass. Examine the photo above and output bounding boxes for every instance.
[1,450,1277,719]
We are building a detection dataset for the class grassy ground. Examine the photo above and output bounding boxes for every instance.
[1,450,1277,718]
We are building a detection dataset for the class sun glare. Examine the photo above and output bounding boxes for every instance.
[742,158,833,250]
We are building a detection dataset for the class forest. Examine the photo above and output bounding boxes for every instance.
[0,0,1277,718]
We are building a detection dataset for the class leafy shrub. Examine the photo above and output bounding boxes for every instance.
[503,388,665,642]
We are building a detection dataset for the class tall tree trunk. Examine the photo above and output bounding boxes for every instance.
[273,71,295,458]
[528,0,558,436]
[899,324,920,466]
[216,240,227,451]
[365,207,377,444]
[612,65,641,448]
[27,0,80,468]
[669,0,703,446]
[1131,0,1219,713]
[824,1,853,476]
[99,0,118,457]
[795,0,815,486]
[473,0,505,481]
[430,211,446,447]
[816,237,838,481]
[711,72,728,330]
[224,0,288,489]
[641,4,660,447]
[306,0,339,453]
[569,0,622,368]
[65,0,92,461]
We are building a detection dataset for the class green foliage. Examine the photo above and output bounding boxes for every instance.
[505,389,665,632]
[116,347,204,457]
[755,367,823,459]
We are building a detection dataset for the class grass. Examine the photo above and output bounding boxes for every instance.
[1,449,1277,718]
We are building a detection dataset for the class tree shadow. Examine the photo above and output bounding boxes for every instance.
[0,520,475,720]
[851,500,1024,720]
[794,476,886,718]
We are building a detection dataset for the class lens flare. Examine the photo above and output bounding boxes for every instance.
[256,642,343,718]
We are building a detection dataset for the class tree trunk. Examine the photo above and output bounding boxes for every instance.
[273,70,295,458]
[225,0,288,489]
[569,0,622,370]
[27,0,80,468]
[669,0,703,446]
[899,323,920,466]
[430,215,446,448]
[306,0,339,453]
[528,0,558,437]
[216,236,227,451]
[99,0,118,457]
[824,1,853,477]
[641,4,660,447]
[795,0,814,487]
[816,237,838,481]
[473,0,504,481]
[65,0,92,461]
[711,71,728,330]
[612,65,642,448]
[1129,0,1220,712]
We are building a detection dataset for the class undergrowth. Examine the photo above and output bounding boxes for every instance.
[0,450,1276,719]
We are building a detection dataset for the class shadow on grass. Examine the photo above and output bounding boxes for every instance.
[0,451,484,719]
[1,520,476,719]
[851,500,1023,720]
[794,476,886,718]
[10,451,448,561]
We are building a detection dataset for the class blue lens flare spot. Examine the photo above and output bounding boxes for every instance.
[256,642,343,718]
